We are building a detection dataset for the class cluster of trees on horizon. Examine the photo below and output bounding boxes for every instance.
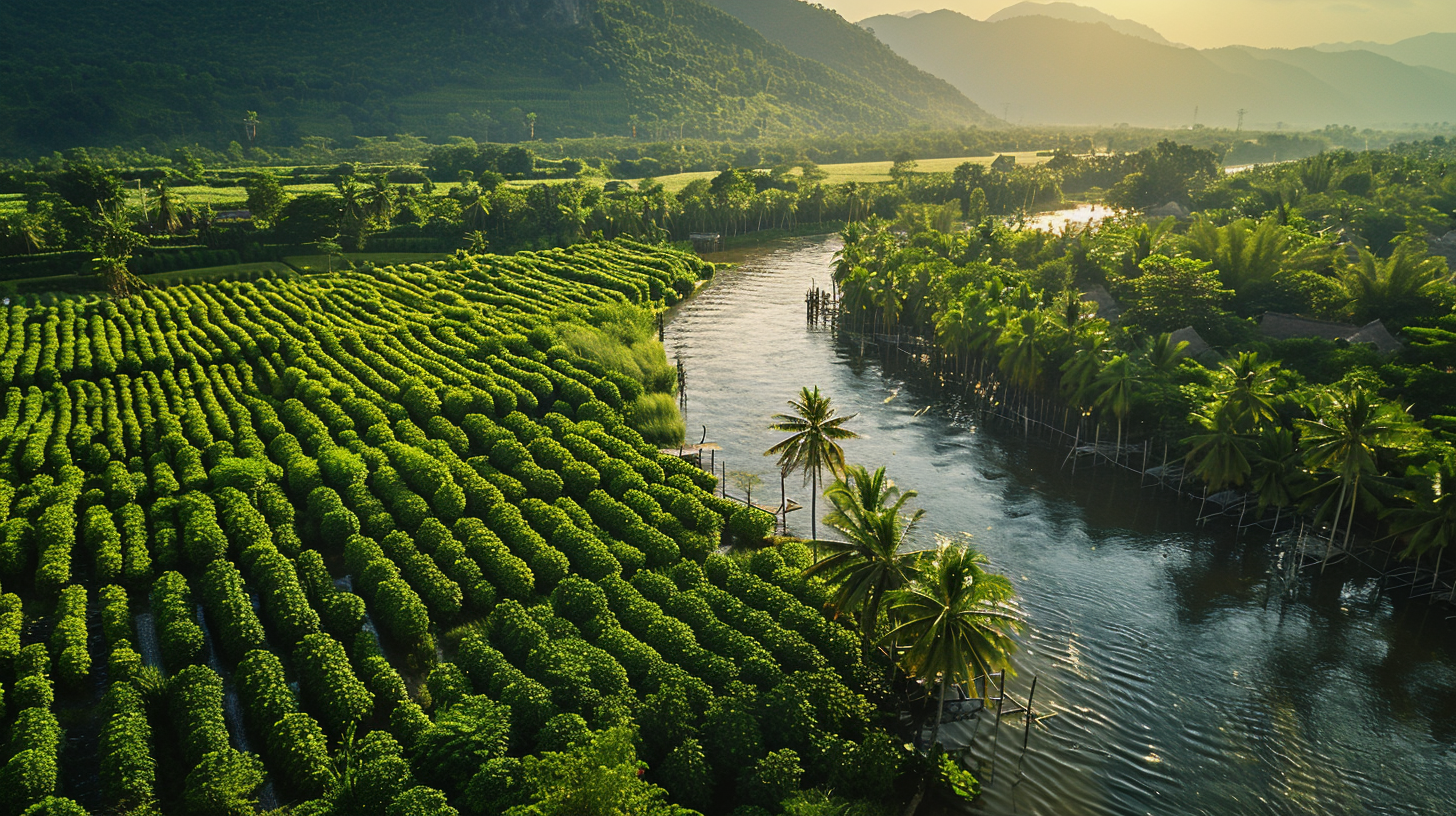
[5,128,1451,293]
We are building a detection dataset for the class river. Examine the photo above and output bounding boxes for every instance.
[666,235,1456,816]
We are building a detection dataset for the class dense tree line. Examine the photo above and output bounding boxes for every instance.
[835,140,1456,573]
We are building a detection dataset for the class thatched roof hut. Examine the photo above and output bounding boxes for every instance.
[1258,312,1402,354]
[1164,326,1211,358]
[1080,285,1122,322]
[1346,320,1403,355]
[1258,312,1357,341]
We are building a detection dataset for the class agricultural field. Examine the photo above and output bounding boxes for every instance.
[118,154,1056,212]
[0,238,890,815]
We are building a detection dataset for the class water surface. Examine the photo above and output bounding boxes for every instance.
[667,235,1456,816]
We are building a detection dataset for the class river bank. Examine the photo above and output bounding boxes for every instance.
[673,234,1456,816]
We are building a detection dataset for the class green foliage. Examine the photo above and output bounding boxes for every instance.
[293,633,374,737]
[18,800,86,816]
[728,506,776,546]
[655,737,715,811]
[181,750,265,816]
[738,749,804,810]
[412,695,513,796]
[1118,254,1234,336]
[498,726,685,816]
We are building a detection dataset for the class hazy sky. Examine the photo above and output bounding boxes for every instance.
[820,1,1456,49]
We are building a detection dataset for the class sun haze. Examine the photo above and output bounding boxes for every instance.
[822,0,1456,49]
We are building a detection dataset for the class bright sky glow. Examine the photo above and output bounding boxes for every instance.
[820,1,1456,49]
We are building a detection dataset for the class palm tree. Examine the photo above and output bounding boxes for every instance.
[89,207,148,298]
[361,178,396,226]
[765,386,859,543]
[1249,426,1304,530]
[1218,351,1280,432]
[1339,242,1452,324]
[808,465,924,652]
[1183,406,1252,516]
[1138,332,1188,375]
[459,185,491,232]
[1060,330,1109,406]
[14,212,47,254]
[884,539,1022,751]
[1092,354,1143,462]
[996,312,1047,390]
[1296,386,1417,554]
[1384,459,1456,593]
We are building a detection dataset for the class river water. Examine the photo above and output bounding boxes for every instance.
[667,235,1456,816]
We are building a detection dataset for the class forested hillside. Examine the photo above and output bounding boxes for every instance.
[700,0,991,124]
[0,0,993,158]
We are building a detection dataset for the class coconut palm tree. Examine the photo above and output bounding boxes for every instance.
[1219,351,1281,432]
[13,212,47,254]
[1249,426,1304,530]
[884,539,1022,751]
[1060,331,1109,406]
[1384,458,1456,593]
[361,178,396,226]
[1339,241,1452,324]
[1092,354,1143,461]
[808,465,924,652]
[1184,405,1252,517]
[1138,332,1188,375]
[1296,386,1417,555]
[996,312,1047,391]
[89,207,148,298]
[765,386,859,543]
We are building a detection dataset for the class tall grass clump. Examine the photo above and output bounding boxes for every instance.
[556,304,676,393]
[629,393,685,446]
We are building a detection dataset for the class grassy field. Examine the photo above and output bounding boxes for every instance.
[283,252,449,273]
[612,151,1055,192]
[112,152,1058,209]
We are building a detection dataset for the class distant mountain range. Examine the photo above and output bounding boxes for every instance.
[0,0,996,157]
[986,1,1183,48]
[858,8,1456,128]
[699,0,997,127]
[1314,33,1456,75]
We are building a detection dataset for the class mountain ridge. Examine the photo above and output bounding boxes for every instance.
[699,0,999,127]
[860,9,1456,128]
[0,0,996,157]
[985,1,1182,47]
[1313,32,1456,75]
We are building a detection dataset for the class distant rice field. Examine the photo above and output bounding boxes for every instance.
[111,152,1058,209]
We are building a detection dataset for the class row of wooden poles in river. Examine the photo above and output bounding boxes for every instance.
[806,285,1456,613]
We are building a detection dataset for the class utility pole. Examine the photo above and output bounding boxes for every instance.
[243,111,260,143]
[1236,109,1247,133]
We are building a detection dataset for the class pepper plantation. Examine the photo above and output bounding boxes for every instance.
[0,239,906,816]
